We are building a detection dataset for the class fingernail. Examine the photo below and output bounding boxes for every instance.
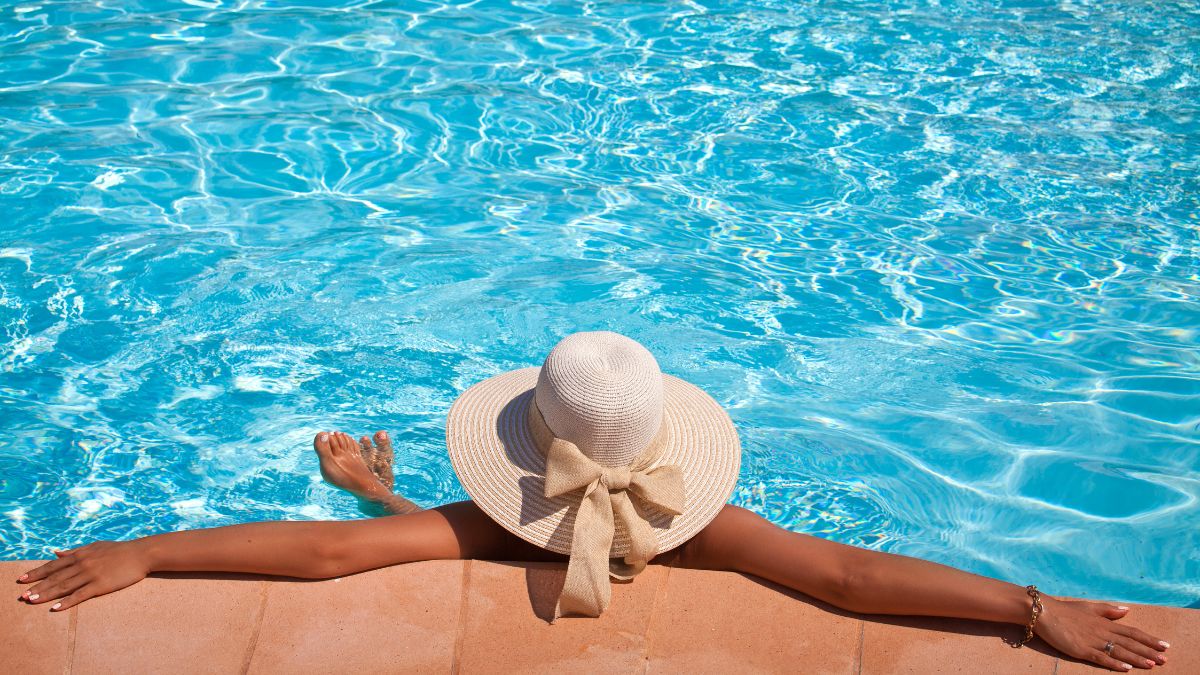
[1159,641,1170,649]
[29,594,38,601]
[1117,605,1129,611]
[1121,664,1132,671]
[1146,660,1156,667]
[18,573,27,580]
[51,602,61,610]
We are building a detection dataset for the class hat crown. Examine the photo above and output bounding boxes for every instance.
[534,332,664,468]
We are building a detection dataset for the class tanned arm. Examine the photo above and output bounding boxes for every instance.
[17,501,534,612]
[675,506,1170,673]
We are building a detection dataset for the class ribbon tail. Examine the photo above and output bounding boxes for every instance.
[609,492,658,581]
[555,482,615,619]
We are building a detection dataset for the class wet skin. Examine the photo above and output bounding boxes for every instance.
[18,430,1171,672]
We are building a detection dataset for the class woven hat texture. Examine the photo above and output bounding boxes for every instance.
[446,331,741,558]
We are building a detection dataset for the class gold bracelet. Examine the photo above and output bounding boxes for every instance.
[1012,585,1043,648]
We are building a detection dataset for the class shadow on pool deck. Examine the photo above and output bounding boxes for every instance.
[4,559,1196,673]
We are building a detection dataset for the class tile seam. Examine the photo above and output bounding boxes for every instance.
[450,560,473,675]
[855,619,865,675]
[1052,656,1059,675]
[640,562,674,673]
[64,604,78,675]
[238,580,270,675]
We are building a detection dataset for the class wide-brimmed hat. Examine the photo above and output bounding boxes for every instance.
[446,331,741,617]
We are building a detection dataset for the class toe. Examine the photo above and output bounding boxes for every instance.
[313,432,331,453]
[374,430,394,456]
[359,435,376,462]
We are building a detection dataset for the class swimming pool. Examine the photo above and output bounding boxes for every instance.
[1,0,1197,607]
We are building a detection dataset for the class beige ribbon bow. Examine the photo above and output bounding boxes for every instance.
[533,408,685,619]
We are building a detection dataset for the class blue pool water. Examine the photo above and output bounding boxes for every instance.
[1,1,1198,606]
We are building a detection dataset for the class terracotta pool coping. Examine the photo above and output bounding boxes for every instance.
[3,559,1196,673]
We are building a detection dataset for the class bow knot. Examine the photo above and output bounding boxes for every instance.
[601,467,631,490]
[532,404,684,619]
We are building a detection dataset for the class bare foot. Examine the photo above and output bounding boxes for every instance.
[315,430,421,515]
[314,431,387,499]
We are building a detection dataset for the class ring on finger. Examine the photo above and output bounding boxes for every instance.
[1103,641,1115,656]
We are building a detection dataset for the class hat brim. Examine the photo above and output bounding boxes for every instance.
[446,367,741,557]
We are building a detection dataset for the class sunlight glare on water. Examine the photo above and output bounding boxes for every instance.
[1,0,1198,606]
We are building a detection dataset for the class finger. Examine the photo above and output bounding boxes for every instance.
[1115,637,1166,666]
[1113,624,1169,651]
[1110,643,1157,669]
[25,572,88,604]
[18,556,73,583]
[1093,602,1131,619]
[49,586,97,612]
[1088,649,1133,672]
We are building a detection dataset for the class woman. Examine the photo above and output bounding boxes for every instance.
[18,332,1169,671]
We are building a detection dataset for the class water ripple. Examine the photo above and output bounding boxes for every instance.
[1,0,1198,606]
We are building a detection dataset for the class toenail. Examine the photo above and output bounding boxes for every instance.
[319,432,327,441]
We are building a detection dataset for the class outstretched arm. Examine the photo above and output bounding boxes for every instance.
[18,501,557,612]
[675,506,1170,672]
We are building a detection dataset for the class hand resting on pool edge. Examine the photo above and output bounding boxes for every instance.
[17,429,1171,672]
[15,330,1177,672]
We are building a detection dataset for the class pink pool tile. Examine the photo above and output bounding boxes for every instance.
[860,615,1055,675]
[3,558,1199,674]
[644,567,862,674]
[246,560,464,674]
[2,561,73,675]
[73,573,266,674]
[455,560,668,673]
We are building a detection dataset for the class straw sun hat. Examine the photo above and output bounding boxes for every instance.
[446,331,741,618]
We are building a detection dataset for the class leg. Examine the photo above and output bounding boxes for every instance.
[313,431,562,561]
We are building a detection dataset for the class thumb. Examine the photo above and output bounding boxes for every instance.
[1093,602,1130,619]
